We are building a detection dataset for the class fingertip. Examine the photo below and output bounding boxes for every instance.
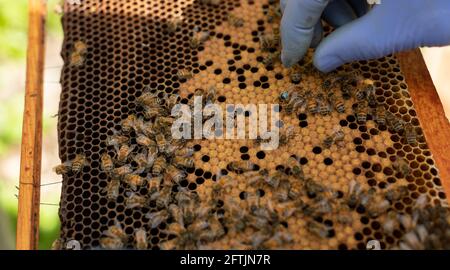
[313,52,341,73]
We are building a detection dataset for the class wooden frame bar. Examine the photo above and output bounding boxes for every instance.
[397,50,450,198]
[16,3,448,248]
[16,0,46,250]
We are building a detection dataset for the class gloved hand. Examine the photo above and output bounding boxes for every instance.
[280,0,450,72]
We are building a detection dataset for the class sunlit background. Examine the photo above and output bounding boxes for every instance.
[0,0,449,249]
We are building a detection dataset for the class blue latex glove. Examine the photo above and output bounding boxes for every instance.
[280,0,450,72]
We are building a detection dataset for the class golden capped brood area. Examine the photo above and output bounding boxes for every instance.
[53,0,450,250]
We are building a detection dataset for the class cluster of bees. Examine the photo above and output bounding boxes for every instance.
[391,198,450,249]
[69,40,87,67]
[53,0,450,250]
[277,70,418,147]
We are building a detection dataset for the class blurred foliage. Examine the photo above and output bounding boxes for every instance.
[0,0,62,61]
[0,95,23,155]
[0,0,63,249]
[0,181,60,249]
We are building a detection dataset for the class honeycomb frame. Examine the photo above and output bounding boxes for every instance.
[55,0,448,250]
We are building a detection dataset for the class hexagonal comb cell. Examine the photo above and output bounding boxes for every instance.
[54,0,449,250]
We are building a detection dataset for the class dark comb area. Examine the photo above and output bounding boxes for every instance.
[54,0,449,250]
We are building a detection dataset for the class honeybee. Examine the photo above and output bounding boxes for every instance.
[164,164,186,184]
[386,111,404,133]
[275,179,291,202]
[69,52,84,67]
[355,100,368,124]
[336,204,353,225]
[385,185,408,202]
[147,175,162,194]
[228,160,257,173]
[71,154,87,173]
[53,163,71,175]
[142,106,166,119]
[177,68,193,80]
[205,86,217,105]
[307,221,330,238]
[172,156,194,169]
[73,40,87,54]
[102,177,121,201]
[166,17,182,33]
[155,133,169,153]
[366,198,390,218]
[159,239,177,250]
[137,90,161,108]
[264,171,287,189]
[285,91,309,114]
[382,211,399,234]
[367,91,377,108]
[374,105,386,126]
[100,237,124,250]
[190,31,209,49]
[169,204,184,227]
[104,221,128,241]
[258,33,275,51]
[393,156,411,177]
[355,79,374,100]
[279,125,296,146]
[106,130,128,147]
[146,209,169,229]
[328,94,345,113]
[262,51,280,67]
[51,238,64,250]
[125,192,148,209]
[101,153,114,173]
[136,133,155,148]
[151,185,172,209]
[246,192,261,213]
[134,228,148,250]
[123,174,146,191]
[121,114,137,134]
[112,164,133,177]
[115,144,136,164]
[165,93,180,110]
[288,180,303,200]
[227,13,244,27]
[306,178,326,199]
[340,84,353,100]
[404,123,417,144]
[271,26,281,47]
[133,150,156,172]
[306,93,319,114]
[199,218,225,242]
[323,127,345,148]
[266,5,281,23]
[289,65,302,84]
[152,155,167,175]
[174,147,194,158]
[398,225,428,250]
[347,180,363,208]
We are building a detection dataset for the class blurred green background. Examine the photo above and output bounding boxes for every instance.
[0,0,63,249]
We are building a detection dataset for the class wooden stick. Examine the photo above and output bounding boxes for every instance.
[16,0,46,250]
[397,49,450,200]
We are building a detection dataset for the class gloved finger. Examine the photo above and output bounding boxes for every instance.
[280,0,330,67]
[310,21,324,48]
[322,0,357,28]
[347,0,369,17]
[314,0,450,72]
[280,0,288,14]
